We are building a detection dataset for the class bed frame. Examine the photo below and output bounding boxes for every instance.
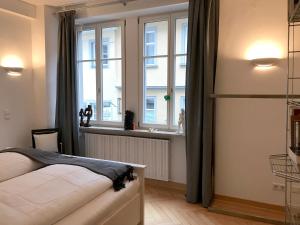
[71,156,146,225]
[100,162,146,225]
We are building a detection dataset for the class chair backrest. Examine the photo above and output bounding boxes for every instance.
[31,128,62,152]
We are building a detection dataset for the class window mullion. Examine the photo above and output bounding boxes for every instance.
[169,15,175,130]
[96,25,102,122]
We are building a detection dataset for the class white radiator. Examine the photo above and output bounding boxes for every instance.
[85,133,169,181]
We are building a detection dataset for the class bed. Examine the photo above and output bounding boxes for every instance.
[0,149,145,225]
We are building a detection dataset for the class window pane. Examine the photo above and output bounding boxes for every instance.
[175,18,188,55]
[144,57,168,125]
[77,61,97,120]
[102,59,122,122]
[144,21,168,56]
[77,29,96,61]
[145,96,157,123]
[102,26,122,59]
[173,56,186,125]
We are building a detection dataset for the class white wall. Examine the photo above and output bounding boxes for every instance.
[0,10,35,147]
[215,0,287,205]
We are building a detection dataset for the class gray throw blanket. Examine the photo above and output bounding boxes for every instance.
[1,148,134,191]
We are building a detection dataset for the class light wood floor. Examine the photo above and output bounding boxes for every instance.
[144,184,273,225]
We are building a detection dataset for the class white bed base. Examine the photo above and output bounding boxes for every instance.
[71,156,146,225]
[100,163,146,225]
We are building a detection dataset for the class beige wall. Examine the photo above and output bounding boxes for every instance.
[31,5,58,128]
[215,0,287,205]
[0,10,35,147]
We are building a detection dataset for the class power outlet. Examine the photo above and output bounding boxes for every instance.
[273,183,285,192]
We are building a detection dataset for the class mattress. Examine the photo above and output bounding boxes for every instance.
[0,152,43,182]
[55,178,140,225]
[0,164,113,225]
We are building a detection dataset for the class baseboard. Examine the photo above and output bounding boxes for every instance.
[208,206,284,225]
[145,179,186,193]
[210,194,285,225]
[213,194,284,211]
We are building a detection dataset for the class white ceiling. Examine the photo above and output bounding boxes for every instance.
[21,0,111,7]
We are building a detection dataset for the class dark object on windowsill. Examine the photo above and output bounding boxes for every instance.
[124,110,134,130]
[290,146,300,155]
[79,105,93,127]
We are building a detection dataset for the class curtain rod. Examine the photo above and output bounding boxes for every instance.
[54,0,137,14]
[210,94,300,99]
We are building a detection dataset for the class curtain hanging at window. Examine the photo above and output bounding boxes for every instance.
[56,10,79,155]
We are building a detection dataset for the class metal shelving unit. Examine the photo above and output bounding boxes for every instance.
[270,154,300,183]
[269,2,300,224]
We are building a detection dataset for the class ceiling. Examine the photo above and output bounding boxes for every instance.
[21,0,112,7]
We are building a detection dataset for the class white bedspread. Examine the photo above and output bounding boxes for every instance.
[0,164,113,225]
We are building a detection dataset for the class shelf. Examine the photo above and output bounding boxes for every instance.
[290,0,300,22]
[269,154,300,182]
[288,205,300,225]
[288,100,300,107]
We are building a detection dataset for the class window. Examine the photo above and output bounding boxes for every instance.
[102,38,109,68]
[144,96,157,123]
[89,40,96,68]
[77,29,97,120]
[117,98,122,114]
[180,96,185,110]
[180,23,188,66]
[144,27,157,66]
[77,22,124,125]
[103,100,113,120]
[140,14,188,128]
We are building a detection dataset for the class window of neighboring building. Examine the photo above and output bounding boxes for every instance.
[140,13,188,129]
[117,98,122,114]
[180,96,185,110]
[102,38,109,68]
[144,27,157,67]
[77,22,125,125]
[144,96,157,123]
[180,22,188,66]
[89,40,96,68]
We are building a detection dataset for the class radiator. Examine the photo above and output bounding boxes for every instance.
[85,133,170,181]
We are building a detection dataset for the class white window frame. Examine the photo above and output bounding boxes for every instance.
[76,20,125,127]
[139,12,188,130]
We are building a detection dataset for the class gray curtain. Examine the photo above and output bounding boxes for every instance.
[55,10,79,156]
[185,0,219,207]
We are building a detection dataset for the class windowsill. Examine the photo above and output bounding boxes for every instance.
[79,126,185,139]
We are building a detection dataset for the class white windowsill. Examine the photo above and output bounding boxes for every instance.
[79,126,185,139]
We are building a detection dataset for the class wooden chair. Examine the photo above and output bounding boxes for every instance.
[31,128,62,153]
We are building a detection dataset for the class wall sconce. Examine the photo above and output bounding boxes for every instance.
[246,41,282,70]
[251,58,280,68]
[1,66,23,76]
[1,55,24,77]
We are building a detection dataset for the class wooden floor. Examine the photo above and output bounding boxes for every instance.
[144,184,273,225]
